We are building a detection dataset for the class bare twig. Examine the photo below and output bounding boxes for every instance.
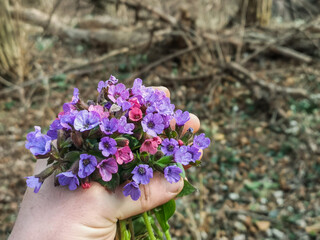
[240,16,320,64]
[226,62,309,99]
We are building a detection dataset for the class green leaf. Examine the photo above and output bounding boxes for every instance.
[59,138,72,149]
[176,180,197,197]
[123,134,140,149]
[64,151,80,162]
[176,163,186,178]
[155,199,176,232]
[87,150,104,159]
[155,156,173,168]
[96,173,120,191]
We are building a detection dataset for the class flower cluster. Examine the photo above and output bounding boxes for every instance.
[25,76,210,201]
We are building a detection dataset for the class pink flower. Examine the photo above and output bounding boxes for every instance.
[129,97,141,108]
[88,105,109,119]
[115,146,134,164]
[129,107,143,122]
[140,138,161,154]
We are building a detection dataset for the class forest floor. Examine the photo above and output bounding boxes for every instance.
[1,1,320,239]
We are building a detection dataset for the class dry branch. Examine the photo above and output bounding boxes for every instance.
[226,62,309,99]
[9,7,150,48]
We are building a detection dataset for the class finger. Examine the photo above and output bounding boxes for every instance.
[151,86,170,98]
[170,113,201,135]
[115,172,183,220]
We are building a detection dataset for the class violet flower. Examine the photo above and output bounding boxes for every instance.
[132,164,153,185]
[74,110,100,132]
[116,97,132,111]
[123,181,141,201]
[57,171,80,190]
[47,119,62,140]
[59,111,77,130]
[141,113,165,137]
[193,133,211,149]
[99,137,117,157]
[161,138,179,156]
[71,88,79,105]
[97,81,107,92]
[187,145,201,161]
[108,83,129,102]
[107,75,118,85]
[118,116,135,134]
[164,166,182,183]
[100,118,118,135]
[97,158,118,182]
[174,110,190,126]
[174,146,193,165]
[26,176,43,193]
[78,154,97,178]
[25,126,52,156]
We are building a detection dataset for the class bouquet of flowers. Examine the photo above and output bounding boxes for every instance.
[24,76,210,239]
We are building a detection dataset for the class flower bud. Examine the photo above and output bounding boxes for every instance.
[35,165,56,182]
[71,131,83,148]
[81,182,91,189]
[115,137,129,147]
[154,150,164,161]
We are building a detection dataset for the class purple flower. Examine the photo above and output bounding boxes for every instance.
[47,119,62,140]
[123,182,141,201]
[97,158,118,182]
[193,133,210,149]
[174,110,190,126]
[74,110,100,132]
[78,154,97,178]
[164,166,182,183]
[162,115,172,129]
[97,81,107,92]
[156,97,175,116]
[71,88,79,104]
[141,113,165,137]
[99,137,117,157]
[174,146,192,165]
[116,97,132,111]
[57,171,80,190]
[161,138,179,156]
[107,75,118,85]
[187,145,201,161]
[100,118,118,135]
[108,83,129,102]
[25,126,52,156]
[131,78,143,96]
[59,112,77,130]
[132,164,153,185]
[25,176,42,193]
[118,116,135,134]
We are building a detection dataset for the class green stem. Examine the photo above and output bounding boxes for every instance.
[164,230,172,240]
[119,220,128,240]
[142,212,156,240]
[128,218,134,240]
[151,220,163,239]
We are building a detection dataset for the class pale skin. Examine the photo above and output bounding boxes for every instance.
[9,87,201,240]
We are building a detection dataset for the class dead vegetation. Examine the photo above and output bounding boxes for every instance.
[0,0,320,239]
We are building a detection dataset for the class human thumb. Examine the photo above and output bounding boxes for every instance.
[115,172,184,220]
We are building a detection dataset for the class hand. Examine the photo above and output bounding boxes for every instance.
[9,87,201,240]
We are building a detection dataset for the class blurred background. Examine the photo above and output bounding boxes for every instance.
[0,0,320,239]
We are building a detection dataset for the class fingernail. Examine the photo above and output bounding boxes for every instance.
[166,178,183,193]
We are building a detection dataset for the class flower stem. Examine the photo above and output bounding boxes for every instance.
[164,230,172,240]
[151,220,163,239]
[142,212,156,240]
[119,220,130,240]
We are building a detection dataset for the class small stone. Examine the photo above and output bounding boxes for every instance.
[234,221,247,232]
[229,193,240,200]
[255,221,270,231]
[272,228,285,239]
[233,234,245,240]
[260,197,268,204]
[273,190,283,198]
